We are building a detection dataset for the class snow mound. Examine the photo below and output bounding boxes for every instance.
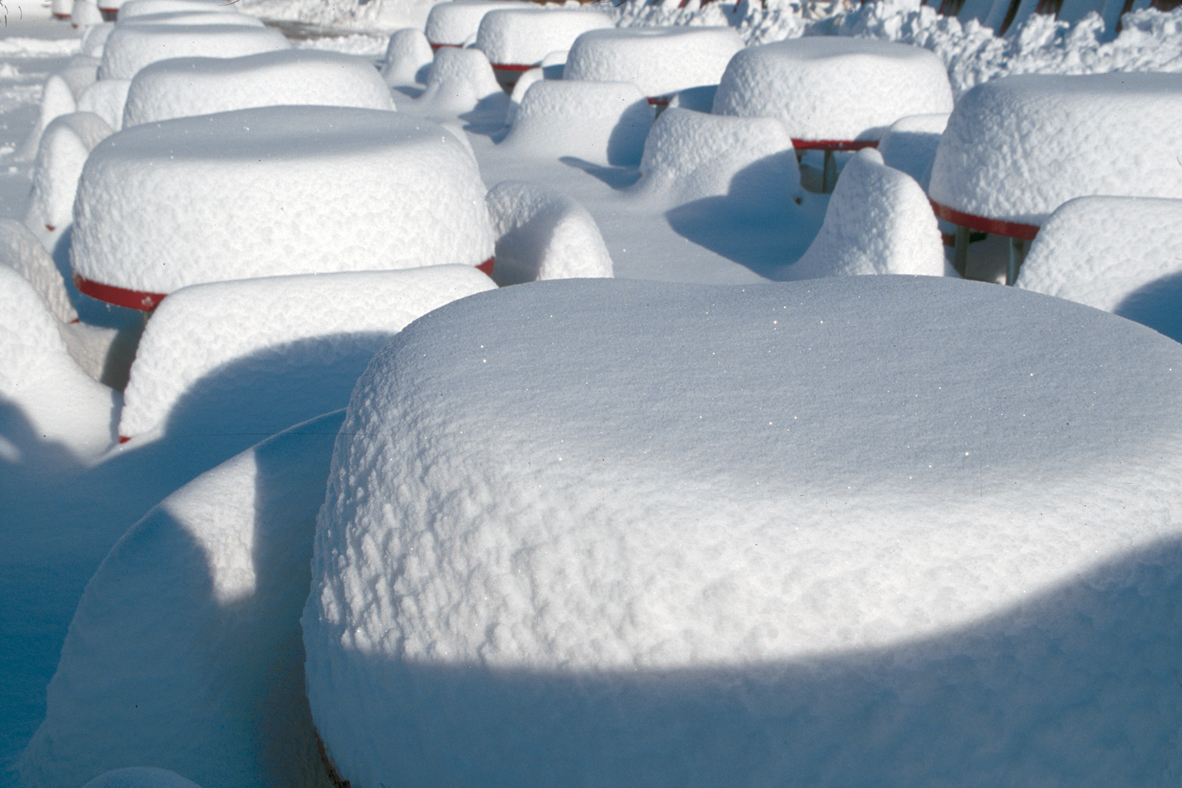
[97,23,289,81]
[71,106,494,303]
[117,0,240,17]
[564,26,743,102]
[81,25,114,58]
[485,180,613,285]
[118,266,495,440]
[929,72,1182,227]
[790,149,946,278]
[72,0,105,27]
[19,411,346,788]
[635,107,801,208]
[77,79,132,131]
[25,59,99,157]
[26,112,113,237]
[123,50,395,128]
[0,265,116,460]
[1017,196,1182,342]
[500,79,652,166]
[474,6,612,67]
[380,27,433,86]
[424,0,524,48]
[305,275,1182,787]
[713,37,953,143]
[0,218,77,325]
[416,45,505,114]
[875,111,947,191]
[116,10,266,27]
[82,768,205,788]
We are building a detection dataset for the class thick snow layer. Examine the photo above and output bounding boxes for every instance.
[97,23,290,80]
[82,768,204,788]
[116,10,267,27]
[81,25,113,58]
[20,411,346,788]
[122,50,395,127]
[304,275,1182,788]
[485,180,613,285]
[119,0,243,17]
[1017,196,1182,342]
[609,0,815,47]
[380,28,433,86]
[26,57,100,156]
[72,0,105,27]
[26,111,112,235]
[875,111,948,191]
[0,219,77,324]
[75,79,132,131]
[635,107,801,208]
[500,79,652,166]
[0,265,116,459]
[415,45,505,113]
[118,266,495,440]
[474,6,612,66]
[71,106,494,298]
[563,26,743,100]
[789,149,946,278]
[928,72,1182,226]
[713,37,954,143]
[238,0,446,33]
[424,0,524,48]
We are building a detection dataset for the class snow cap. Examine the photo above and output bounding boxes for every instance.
[97,23,289,80]
[474,6,612,67]
[425,0,525,48]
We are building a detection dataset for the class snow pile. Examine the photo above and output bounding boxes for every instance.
[474,7,613,67]
[71,0,105,27]
[71,107,495,301]
[97,23,290,81]
[122,50,395,128]
[82,768,204,788]
[1017,196,1182,342]
[485,180,613,285]
[0,265,116,460]
[713,37,954,143]
[238,0,449,33]
[118,0,242,18]
[19,411,346,788]
[424,0,524,48]
[26,112,113,236]
[0,219,77,325]
[500,79,652,166]
[118,266,495,440]
[790,149,946,278]
[875,112,948,191]
[76,79,132,131]
[609,0,826,47]
[563,26,744,101]
[928,72,1182,227]
[304,275,1182,787]
[415,46,505,114]
[380,27,433,86]
[26,57,99,156]
[81,25,114,58]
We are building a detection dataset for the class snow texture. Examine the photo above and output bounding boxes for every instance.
[790,149,946,279]
[380,27,433,86]
[115,10,267,27]
[97,23,290,81]
[485,180,613,285]
[238,0,447,33]
[71,106,495,296]
[474,6,612,66]
[415,45,505,113]
[635,107,801,208]
[424,0,524,48]
[115,0,239,16]
[82,769,205,788]
[26,111,113,235]
[122,50,395,128]
[118,265,495,440]
[499,79,653,166]
[76,79,131,131]
[26,59,99,156]
[305,275,1182,788]
[563,26,743,100]
[1017,196,1182,342]
[80,25,113,58]
[929,72,1182,226]
[20,411,346,788]
[0,218,77,324]
[875,111,948,192]
[71,0,104,27]
[712,37,954,143]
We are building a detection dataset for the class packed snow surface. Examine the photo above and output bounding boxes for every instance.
[97,23,290,80]
[929,71,1182,226]
[474,6,613,66]
[305,276,1182,788]
[563,26,744,100]
[26,111,111,233]
[71,106,494,297]
[424,0,525,48]
[712,37,953,142]
[874,111,948,191]
[380,27,434,86]
[122,49,395,127]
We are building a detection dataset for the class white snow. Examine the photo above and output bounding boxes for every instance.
[122,49,395,128]
[75,78,131,130]
[26,111,112,235]
[928,71,1182,226]
[118,266,495,440]
[117,0,244,18]
[414,45,505,113]
[304,275,1182,788]
[474,6,613,67]
[713,37,954,143]
[380,27,434,86]
[563,26,744,101]
[82,768,205,788]
[874,111,948,191]
[0,219,76,324]
[71,106,494,300]
[97,23,290,81]
[424,0,525,48]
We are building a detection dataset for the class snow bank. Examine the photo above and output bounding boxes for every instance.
[97,23,289,80]
[424,0,523,48]
[82,768,205,788]
[118,266,495,440]
[123,50,395,128]
[790,149,946,278]
[19,410,346,788]
[563,26,744,101]
[485,180,613,285]
[1017,196,1182,342]
[713,37,953,143]
[474,6,613,67]
[305,275,1182,787]
[928,72,1182,227]
[0,265,116,460]
[0,219,77,324]
[380,27,433,86]
[26,112,113,236]
[635,107,801,208]
[875,112,948,191]
[499,79,652,166]
[71,106,494,304]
